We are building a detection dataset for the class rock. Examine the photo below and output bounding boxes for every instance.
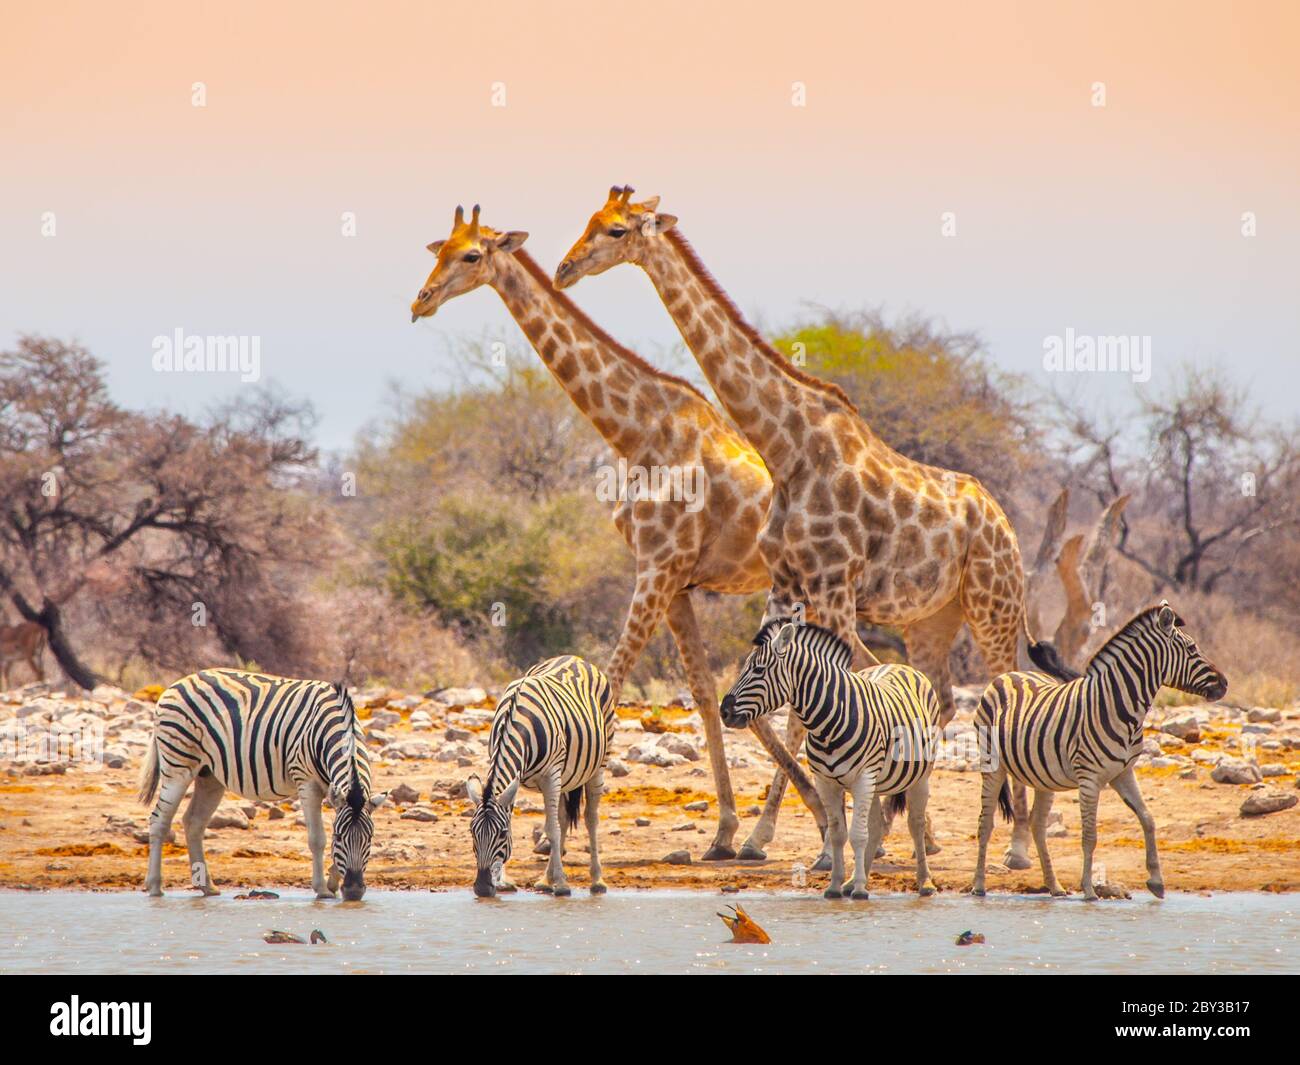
[1046,811,1068,838]
[1094,882,1131,900]
[436,741,476,763]
[267,806,286,820]
[663,850,692,865]
[390,783,421,804]
[1179,767,1197,780]
[684,800,709,812]
[1161,715,1201,742]
[1192,748,1224,765]
[1248,708,1283,723]
[429,686,487,707]
[657,735,701,762]
[1211,760,1263,785]
[385,740,435,760]
[400,805,439,823]
[368,710,401,730]
[444,726,472,742]
[640,713,670,734]
[672,821,695,831]
[1240,790,1298,817]
[626,743,685,768]
[634,817,651,827]
[409,711,433,731]
[390,696,424,712]
[1242,723,1274,735]
[209,806,250,830]
[606,757,630,778]
[1261,764,1289,778]
[240,804,258,820]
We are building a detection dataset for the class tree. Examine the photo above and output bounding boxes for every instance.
[0,336,327,688]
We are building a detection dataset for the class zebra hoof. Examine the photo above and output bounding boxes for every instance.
[1082,892,1099,902]
[1147,879,1165,899]
[590,881,608,895]
[823,888,843,900]
[970,886,986,897]
[874,845,886,859]
[925,840,942,856]
[701,844,737,862]
[850,889,870,901]
[1003,849,1033,871]
[533,839,551,856]
[145,886,164,898]
[552,885,572,898]
[811,853,833,873]
[737,844,767,861]
[918,883,936,898]
[532,880,553,894]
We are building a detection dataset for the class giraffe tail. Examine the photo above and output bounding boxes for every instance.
[1023,611,1081,681]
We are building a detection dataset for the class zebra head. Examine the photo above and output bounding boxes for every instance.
[329,781,387,900]
[719,619,800,728]
[1153,601,1228,701]
[466,774,520,898]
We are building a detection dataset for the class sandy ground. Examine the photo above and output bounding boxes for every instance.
[1,681,1298,898]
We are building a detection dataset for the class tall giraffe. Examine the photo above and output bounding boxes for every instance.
[556,188,1071,867]
[408,204,830,860]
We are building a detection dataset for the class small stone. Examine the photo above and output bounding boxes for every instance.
[209,806,250,830]
[1248,708,1282,723]
[672,821,695,831]
[240,804,258,819]
[1211,760,1262,785]
[634,817,651,827]
[663,850,692,865]
[1261,764,1289,778]
[1240,790,1298,817]
[683,800,708,812]
[606,757,630,778]
[444,726,472,742]
[267,806,286,820]
[390,782,420,804]
[400,805,439,823]
[429,686,487,707]
[1161,715,1201,742]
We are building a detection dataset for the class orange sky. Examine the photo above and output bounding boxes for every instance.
[2,0,1297,445]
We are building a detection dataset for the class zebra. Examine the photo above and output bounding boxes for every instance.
[971,601,1227,900]
[720,620,941,900]
[138,669,386,900]
[466,655,615,898]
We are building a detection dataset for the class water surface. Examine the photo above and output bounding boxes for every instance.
[1,890,1294,974]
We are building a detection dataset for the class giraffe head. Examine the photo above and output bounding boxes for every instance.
[409,205,529,322]
[553,185,677,289]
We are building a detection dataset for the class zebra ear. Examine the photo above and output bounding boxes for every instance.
[466,775,484,808]
[1156,603,1176,634]
[498,779,521,810]
[773,623,797,656]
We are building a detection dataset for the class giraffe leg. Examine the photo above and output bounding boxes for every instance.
[964,601,1034,870]
[182,772,225,896]
[1110,768,1164,898]
[1030,788,1067,896]
[665,592,737,860]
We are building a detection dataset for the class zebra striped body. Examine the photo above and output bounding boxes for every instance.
[971,602,1226,899]
[720,622,941,899]
[467,655,615,897]
[139,669,384,900]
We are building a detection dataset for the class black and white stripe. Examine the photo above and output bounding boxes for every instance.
[720,621,941,900]
[139,669,385,900]
[466,655,615,897]
[972,600,1227,899]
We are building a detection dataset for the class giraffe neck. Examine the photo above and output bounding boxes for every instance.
[638,230,851,473]
[491,250,669,456]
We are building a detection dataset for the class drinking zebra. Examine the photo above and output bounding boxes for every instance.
[720,621,941,900]
[971,601,1227,900]
[138,669,386,900]
[466,655,615,898]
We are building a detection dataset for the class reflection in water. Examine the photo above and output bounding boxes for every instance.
[0,890,1295,974]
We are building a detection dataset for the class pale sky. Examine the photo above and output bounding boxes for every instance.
[3,0,1297,448]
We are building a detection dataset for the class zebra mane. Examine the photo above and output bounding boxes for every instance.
[483,687,521,803]
[1084,604,1183,675]
[754,619,853,663]
[335,682,365,811]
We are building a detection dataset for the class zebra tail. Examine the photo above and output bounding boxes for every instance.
[996,780,1013,822]
[138,735,160,806]
[885,792,907,818]
[563,787,583,831]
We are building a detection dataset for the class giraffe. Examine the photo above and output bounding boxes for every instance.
[555,188,1073,868]
[408,203,832,860]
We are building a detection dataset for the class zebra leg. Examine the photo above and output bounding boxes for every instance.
[1030,788,1066,896]
[971,768,1004,896]
[182,773,225,896]
[815,774,848,898]
[907,777,937,896]
[1110,768,1164,899]
[739,714,830,862]
[145,774,192,897]
[585,772,607,894]
[1078,778,1101,900]
[535,772,571,897]
[666,593,738,861]
[1002,781,1034,871]
[300,782,334,899]
[847,775,879,899]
